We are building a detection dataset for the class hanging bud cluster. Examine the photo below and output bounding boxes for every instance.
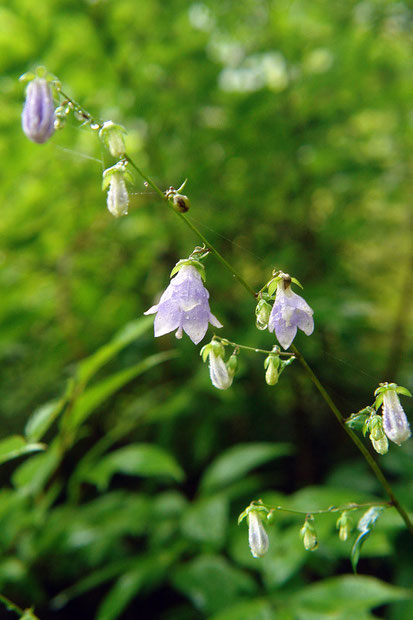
[102,162,133,218]
[264,345,295,386]
[256,270,314,350]
[201,340,236,390]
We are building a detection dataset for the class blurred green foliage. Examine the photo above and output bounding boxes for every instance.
[1,0,413,618]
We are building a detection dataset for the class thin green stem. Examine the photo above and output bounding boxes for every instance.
[0,593,39,619]
[252,500,390,517]
[214,336,295,357]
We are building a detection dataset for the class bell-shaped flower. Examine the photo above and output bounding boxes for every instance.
[248,510,269,558]
[382,389,411,446]
[268,278,314,349]
[22,78,55,144]
[145,264,222,345]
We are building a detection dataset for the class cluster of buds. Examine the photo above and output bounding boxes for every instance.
[256,271,314,350]
[347,383,411,453]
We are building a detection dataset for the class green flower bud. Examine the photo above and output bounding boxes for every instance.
[371,435,389,455]
[264,355,280,386]
[336,511,353,542]
[226,352,238,378]
[99,121,127,158]
[255,299,272,331]
[172,193,191,213]
[300,518,318,551]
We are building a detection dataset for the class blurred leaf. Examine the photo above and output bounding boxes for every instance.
[76,317,153,387]
[210,599,274,620]
[181,495,228,547]
[12,439,60,495]
[84,444,185,490]
[0,435,45,466]
[290,575,411,615]
[68,351,177,429]
[199,443,292,494]
[24,397,67,442]
[172,555,257,615]
[351,506,384,573]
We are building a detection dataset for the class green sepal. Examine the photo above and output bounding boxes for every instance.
[177,178,188,192]
[238,503,268,526]
[19,71,36,83]
[345,409,371,432]
[396,386,412,398]
[170,259,206,282]
[200,344,212,362]
[290,276,304,289]
[267,277,281,297]
[362,419,369,437]
[374,394,384,410]
[102,164,132,190]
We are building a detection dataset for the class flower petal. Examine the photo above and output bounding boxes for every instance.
[153,300,181,337]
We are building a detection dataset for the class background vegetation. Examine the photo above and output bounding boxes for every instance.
[1,0,413,618]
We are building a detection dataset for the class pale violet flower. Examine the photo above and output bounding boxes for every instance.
[145,264,222,344]
[382,389,411,446]
[268,279,314,349]
[22,78,55,144]
[248,510,269,558]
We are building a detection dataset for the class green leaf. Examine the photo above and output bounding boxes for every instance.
[291,575,411,615]
[68,351,177,430]
[25,398,66,442]
[96,568,149,620]
[200,443,292,494]
[351,506,384,573]
[172,555,257,615]
[209,599,274,620]
[0,436,45,466]
[396,386,412,398]
[12,439,60,495]
[181,495,228,547]
[85,444,185,490]
[76,317,153,387]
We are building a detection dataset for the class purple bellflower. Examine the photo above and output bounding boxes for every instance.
[382,389,411,446]
[268,277,314,349]
[145,264,222,345]
[22,78,55,144]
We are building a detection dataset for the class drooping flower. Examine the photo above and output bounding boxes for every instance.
[268,277,314,349]
[300,517,318,551]
[22,78,55,144]
[145,264,222,345]
[102,163,132,218]
[382,389,411,446]
[248,510,269,558]
[209,349,233,390]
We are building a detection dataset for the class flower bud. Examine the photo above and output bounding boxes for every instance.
[255,299,272,331]
[172,193,191,213]
[107,172,129,217]
[209,349,233,390]
[226,352,238,378]
[371,435,389,455]
[300,518,318,551]
[22,78,55,144]
[336,511,353,542]
[248,510,269,558]
[264,354,280,386]
[99,121,126,158]
[382,389,411,446]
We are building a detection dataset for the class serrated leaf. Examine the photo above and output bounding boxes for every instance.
[85,444,185,490]
[0,436,45,466]
[200,443,292,494]
[351,507,384,573]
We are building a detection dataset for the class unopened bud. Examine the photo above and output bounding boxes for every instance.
[107,172,129,217]
[255,299,272,331]
[99,121,126,158]
[226,352,238,378]
[172,193,191,213]
[300,518,318,551]
[22,78,55,144]
[264,354,280,386]
[248,510,269,558]
[336,511,353,542]
[371,435,389,455]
